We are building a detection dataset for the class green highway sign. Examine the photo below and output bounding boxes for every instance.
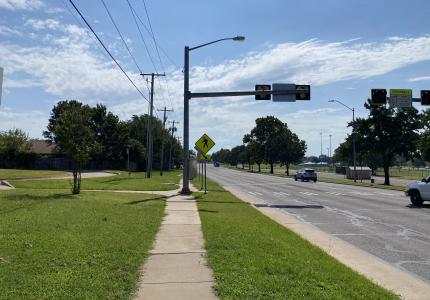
[389,89,412,108]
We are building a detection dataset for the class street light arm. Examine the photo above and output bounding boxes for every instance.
[189,36,244,51]
[329,99,353,112]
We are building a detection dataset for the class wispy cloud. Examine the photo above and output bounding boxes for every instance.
[408,76,430,82]
[0,0,43,10]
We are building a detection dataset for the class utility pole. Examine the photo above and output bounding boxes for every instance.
[329,134,332,161]
[320,130,323,157]
[168,120,178,171]
[141,72,165,178]
[157,106,173,176]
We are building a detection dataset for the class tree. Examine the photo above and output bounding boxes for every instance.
[248,116,285,174]
[243,134,264,172]
[44,101,99,194]
[278,131,307,176]
[90,104,129,162]
[0,128,33,168]
[418,109,430,162]
[352,100,422,185]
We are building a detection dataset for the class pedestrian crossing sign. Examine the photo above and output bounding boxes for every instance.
[198,153,211,161]
[195,133,215,154]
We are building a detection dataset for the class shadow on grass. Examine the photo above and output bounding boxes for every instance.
[198,208,219,213]
[3,193,75,201]
[126,196,167,205]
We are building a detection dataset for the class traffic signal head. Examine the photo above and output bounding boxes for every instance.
[421,90,430,106]
[255,85,271,100]
[295,85,310,100]
[371,89,387,105]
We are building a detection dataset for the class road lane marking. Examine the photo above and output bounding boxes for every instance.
[299,192,318,196]
[247,191,256,195]
[254,192,263,196]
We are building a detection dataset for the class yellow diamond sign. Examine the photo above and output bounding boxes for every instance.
[195,133,215,154]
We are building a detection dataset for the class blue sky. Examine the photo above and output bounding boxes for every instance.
[1,0,430,156]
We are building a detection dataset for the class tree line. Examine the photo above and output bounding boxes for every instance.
[213,116,307,175]
[0,100,183,194]
[333,100,430,185]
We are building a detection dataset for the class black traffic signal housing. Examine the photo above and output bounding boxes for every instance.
[255,85,271,100]
[296,85,311,100]
[421,90,430,106]
[371,89,387,105]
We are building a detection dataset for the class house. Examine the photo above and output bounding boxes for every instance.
[30,140,56,155]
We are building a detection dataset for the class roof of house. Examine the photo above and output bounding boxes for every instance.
[30,140,56,155]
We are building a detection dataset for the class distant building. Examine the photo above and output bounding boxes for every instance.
[30,140,56,155]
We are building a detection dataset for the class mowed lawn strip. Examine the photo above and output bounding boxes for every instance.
[10,170,182,191]
[193,178,399,299]
[0,169,67,180]
[0,189,165,300]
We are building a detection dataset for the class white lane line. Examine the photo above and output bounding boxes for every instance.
[254,192,263,196]
[326,192,346,196]
[279,192,289,196]
[299,192,319,196]
[378,192,396,196]
[349,191,373,196]
[248,191,256,195]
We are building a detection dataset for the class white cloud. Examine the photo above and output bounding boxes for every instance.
[0,0,42,10]
[408,76,430,82]
[0,107,47,138]
[0,25,22,36]
[25,18,60,30]
[3,21,430,154]
[186,36,430,92]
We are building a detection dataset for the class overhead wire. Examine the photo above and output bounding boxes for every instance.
[141,0,175,110]
[67,0,150,104]
[100,0,143,74]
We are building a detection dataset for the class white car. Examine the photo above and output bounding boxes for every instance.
[404,176,430,206]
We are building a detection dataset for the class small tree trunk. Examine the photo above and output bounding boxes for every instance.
[383,164,390,185]
[286,162,290,176]
[72,163,82,194]
[270,163,274,174]
[258,163,261,172]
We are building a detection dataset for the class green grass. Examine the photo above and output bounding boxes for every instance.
[10,170,182,191]
[193,178,399,299]
[0,189,165,299]
[0,169,67,180]
[317,177,404,191]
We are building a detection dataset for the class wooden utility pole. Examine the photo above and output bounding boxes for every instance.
[141,72,165,178]
[168,120,178,171]
[157,106,173,176]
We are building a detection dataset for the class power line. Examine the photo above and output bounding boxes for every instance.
[67,0,150,103]
[100,0,143,74]
[125,0,158,74]
[127,1,179,70]
[141,0,174,110]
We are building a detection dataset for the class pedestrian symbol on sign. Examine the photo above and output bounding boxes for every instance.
[195,133,215,155]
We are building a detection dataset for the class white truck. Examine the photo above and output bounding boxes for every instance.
[404,176,430,206]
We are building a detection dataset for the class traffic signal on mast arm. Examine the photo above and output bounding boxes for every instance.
[421,90,430,106]
[295,85,311,100]
[371,89,387,105]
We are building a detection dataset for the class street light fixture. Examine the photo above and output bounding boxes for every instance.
[181,36,245,194]
[328,99,357,182]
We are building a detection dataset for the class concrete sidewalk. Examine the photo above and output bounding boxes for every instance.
[134,189,217,300]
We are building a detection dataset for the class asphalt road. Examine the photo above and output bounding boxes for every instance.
[207,166,430,283]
